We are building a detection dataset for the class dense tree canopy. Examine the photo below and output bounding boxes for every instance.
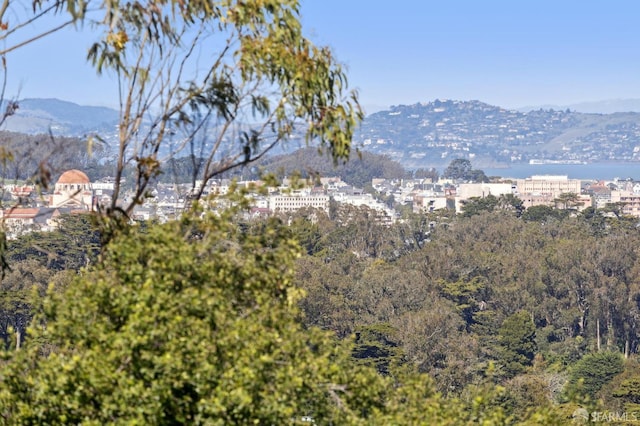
[0,202,566,424]
[254,147,409,188]
[154,147,410,188]
[0,132,102,184]
[1,189,636,421]
[0,206,382,423]
[291,205,640,415]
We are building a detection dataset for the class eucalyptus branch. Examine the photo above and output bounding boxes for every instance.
[0,18,74,56]
[2,2,69,39]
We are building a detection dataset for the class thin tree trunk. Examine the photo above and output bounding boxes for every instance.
[607,315,614,348]
[625,338,630,359]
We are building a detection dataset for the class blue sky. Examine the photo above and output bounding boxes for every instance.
[4,1,640,113]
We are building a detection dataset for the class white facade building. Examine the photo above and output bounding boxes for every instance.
[455,183,514,213]
[269,189,330,213]
[516,175,581,197]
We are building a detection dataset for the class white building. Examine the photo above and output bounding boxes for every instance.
[516,175,581,197]
[332,192,395,221]
[515,175,583,209]
[269,189,330,213]
[49,169,93,209]
[455,183,514,213]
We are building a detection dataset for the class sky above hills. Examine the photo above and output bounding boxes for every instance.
[4,0,640,113]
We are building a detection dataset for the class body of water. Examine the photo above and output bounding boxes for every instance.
[482,163,640,180]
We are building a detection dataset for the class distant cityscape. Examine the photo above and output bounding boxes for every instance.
[3,97,640,239]
[4,168,640,239]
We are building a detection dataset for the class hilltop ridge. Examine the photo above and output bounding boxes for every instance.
[0,98,119,136]
[2,97,640,169]
[355,99,640,168]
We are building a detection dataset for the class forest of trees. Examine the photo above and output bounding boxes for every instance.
[254,147,410,188]
[287,201,640,421]
[2,198,640,422]
[0,132,107,184]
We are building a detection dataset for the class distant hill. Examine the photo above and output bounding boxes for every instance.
[258,147,408,188]
[3,97,640,171]
[354,99,640,169]
[0,98,119,136]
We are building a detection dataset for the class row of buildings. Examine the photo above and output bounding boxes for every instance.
[130,177,395,224]
[0,169,112,238]
[411,175,586,213]
[403,174,640,215]
[3,170,640,238]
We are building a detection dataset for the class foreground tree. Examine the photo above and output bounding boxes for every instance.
[0,202,377,423]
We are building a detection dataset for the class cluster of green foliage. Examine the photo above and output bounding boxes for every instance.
[497,311,537,378]
[1,206,371,423]
[0,200,569,424]
[3,186,638,422]
[284,202,640,419]
[443,158,488,182]
[460,193,525,218]
[239,147,409,188]
[0,215,99,350]
[566,352,624,399]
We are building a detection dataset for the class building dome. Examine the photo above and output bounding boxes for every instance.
[57,169,90,185]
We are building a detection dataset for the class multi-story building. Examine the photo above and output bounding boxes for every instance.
[610,191,640,217]
[455,183,515,213]
[515,175,582,209]
[269,189,330,213]
[49,169,94,209]
[516,175,581,197]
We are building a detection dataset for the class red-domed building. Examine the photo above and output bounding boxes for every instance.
[50,169,93,209]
